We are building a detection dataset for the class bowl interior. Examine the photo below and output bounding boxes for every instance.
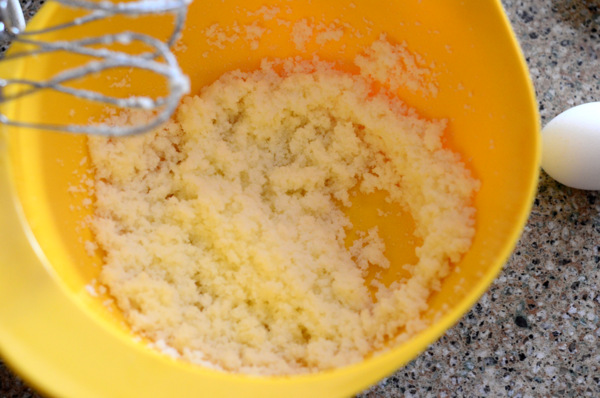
[0,0,540,396]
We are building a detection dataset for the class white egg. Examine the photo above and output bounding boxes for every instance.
[541,102,600,190]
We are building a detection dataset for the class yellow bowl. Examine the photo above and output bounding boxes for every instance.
[0,0,540,397]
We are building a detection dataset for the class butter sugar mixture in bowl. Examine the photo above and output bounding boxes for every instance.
[0,0,540,397]
[89,50,478,375]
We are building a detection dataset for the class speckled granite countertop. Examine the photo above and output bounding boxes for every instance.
[1,0,599,397]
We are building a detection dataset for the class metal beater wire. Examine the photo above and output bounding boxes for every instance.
[19,0,189,48]
[0,0,190,136]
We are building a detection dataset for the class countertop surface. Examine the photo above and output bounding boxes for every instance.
[1,0,599,397]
